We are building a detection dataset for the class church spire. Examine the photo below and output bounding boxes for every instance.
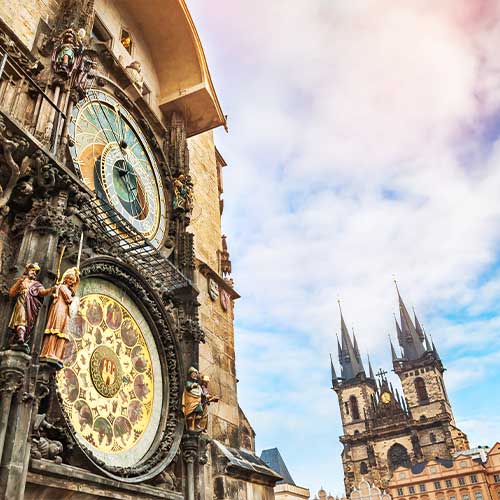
[390,336,399,362]
[367,355,375,379]
[338,302,365,380]
[394,283,426,360]
[330,353,338,387]
[413,308,425,341]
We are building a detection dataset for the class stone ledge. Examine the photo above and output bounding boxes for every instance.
[27,459,183,500]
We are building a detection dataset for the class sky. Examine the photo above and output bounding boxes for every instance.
[187,1,500,496]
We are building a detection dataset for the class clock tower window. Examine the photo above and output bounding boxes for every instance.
[350,395,360,420]
[415,377,429,402]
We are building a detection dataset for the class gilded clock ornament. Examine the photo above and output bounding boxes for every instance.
[381,391,392,404]
[57,278,163,468]
[68,90,167,247]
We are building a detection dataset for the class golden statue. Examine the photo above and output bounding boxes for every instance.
[40,267,80,366]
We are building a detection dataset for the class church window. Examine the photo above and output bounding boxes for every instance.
[462,495,470,500]
[419,484,426,492]
[446,480,453,488]
[470,475,478,484]
[415,377,429,402]
[494,475,500,483]
[435,481,442,490]
[430,433,437,443]
[459,478,466,486]
[388,444,410,470]
[360,462,368,474]
[350,395,360,420]
[409,486,416,494]
[474,493,483,500]
[345,402,350,415]
[397,488,404,496]
[450,496,456,500]
[120,28,133,54]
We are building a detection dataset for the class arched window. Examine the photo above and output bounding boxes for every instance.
[430,432,437,443]
[415,377,429,402]
[360,462,368,474]
[344,402,350,415]
[388,443,410,470]
[350,395,360,420]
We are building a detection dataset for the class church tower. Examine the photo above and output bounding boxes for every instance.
[391,287,469,459]
[332,307,378,491]
[332,290,469,494]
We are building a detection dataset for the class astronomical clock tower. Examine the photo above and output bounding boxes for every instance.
[0,1,278,499]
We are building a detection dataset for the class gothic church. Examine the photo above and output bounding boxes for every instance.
[331,289,469,493]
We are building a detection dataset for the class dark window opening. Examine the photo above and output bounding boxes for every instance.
[92,15,112,46]
[430,432,437,443]
[344,402,349,415]
[388,444,410,470]
[415,377,429,402]
[360,462,368,474]
[350,395,360,420]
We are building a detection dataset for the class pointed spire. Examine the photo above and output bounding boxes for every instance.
[336,334,342,365]
[431,336,441,360]
[390,336,399,362]
[367,355,375,379]
[424,331,432,352]
[413,308,425,341]
[352,329,362,361]
[338,301,365,380]
[330,353,338,386]
[394,314,403,345]
[395,283,426,360]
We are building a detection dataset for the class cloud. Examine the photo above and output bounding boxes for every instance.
[188,0,500,494]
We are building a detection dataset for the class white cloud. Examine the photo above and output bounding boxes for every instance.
[189,0,500,494]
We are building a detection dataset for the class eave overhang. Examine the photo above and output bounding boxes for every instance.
[120,0,227,137]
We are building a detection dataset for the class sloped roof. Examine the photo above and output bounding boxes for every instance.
[260,448,295,485]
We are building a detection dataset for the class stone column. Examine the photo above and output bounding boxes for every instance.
[0,192,69,500]
[183,433,200,500]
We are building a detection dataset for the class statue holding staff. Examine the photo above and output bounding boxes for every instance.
[8,263,53,347]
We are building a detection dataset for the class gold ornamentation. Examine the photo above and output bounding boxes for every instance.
[381,391,392,404]
[57,293,154,454]
[90,345,123,398]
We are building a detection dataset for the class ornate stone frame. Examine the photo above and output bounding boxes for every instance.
[57,256,184,482]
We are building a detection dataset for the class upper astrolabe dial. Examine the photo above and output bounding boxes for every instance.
[68,89,167,248]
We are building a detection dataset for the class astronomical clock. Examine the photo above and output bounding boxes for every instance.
[68,89,168,248]
[47,82,187,482]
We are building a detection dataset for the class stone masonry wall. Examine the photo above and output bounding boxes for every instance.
[0,0,61,49]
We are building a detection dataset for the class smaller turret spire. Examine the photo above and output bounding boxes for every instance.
[413,307,425,341]
[330,353,337,387]
[367,355,375,379]
[390,336,399,362]
[424,331,432,352]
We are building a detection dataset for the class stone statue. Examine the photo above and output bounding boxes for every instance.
[8,263,53,347]
[30,413,64,464]
[40,267,80,367]
[199,374,220,432]
[172,174,193,213]
[125,61,144,93]
[182,367,203,431]
[52,28,84,78]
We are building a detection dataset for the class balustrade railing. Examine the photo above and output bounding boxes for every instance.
[0,48,67,157]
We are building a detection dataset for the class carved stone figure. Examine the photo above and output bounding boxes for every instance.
[52,28,84,78]
[182,366,203,431]
[199,374,219,432]
[40,267,80,367]
[172,174,193,213]
[30,413,64,464]
[125,61,144,93]
[8,263,53,346]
